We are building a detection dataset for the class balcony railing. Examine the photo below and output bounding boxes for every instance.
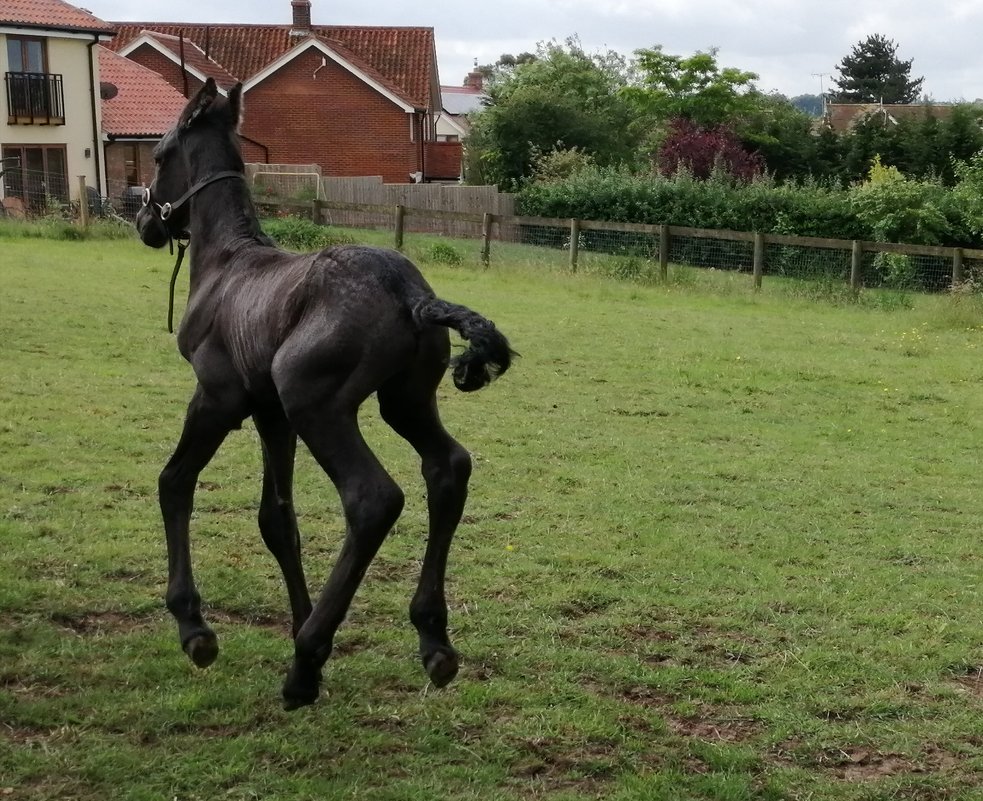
[5,72,65,125]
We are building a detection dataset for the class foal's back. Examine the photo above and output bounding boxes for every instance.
[206,244,443,406]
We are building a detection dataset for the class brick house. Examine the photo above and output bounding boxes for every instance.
[0,0,115,212]
[98,46,187,214]
[109,1,460,183]
[434,69,486,181]
[438,68,486,141]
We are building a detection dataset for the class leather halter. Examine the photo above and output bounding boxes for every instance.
[141,170,245,333]
[142,169,245,228]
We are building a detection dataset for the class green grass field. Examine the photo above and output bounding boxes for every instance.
[1,227,981,800]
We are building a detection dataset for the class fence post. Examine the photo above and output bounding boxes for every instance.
[952,247,964,287]
[77,175,89,229]
[394,204,405,251]
[481,212,494,266]
[659,224,669,282]
[850,240,862,293]
[752,232,764,290]
[569,218,580,272]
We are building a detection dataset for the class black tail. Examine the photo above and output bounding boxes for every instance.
[413,298,516,391]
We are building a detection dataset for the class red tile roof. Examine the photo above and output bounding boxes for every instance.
[130,31,239,88]
[109,23,436,110]
[0,0,115,34]
[98,46,187,137]
[824,103,955,133]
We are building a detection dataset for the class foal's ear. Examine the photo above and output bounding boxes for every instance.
[228,83,245,132]
[180,78,219,129]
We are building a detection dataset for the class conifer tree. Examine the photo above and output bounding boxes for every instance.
[831,35,924,103]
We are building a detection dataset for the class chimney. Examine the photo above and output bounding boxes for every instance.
[290,0,312,36]
[465,66,483,91]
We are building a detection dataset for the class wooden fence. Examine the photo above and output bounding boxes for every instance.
[253,195,983,292]
[245,165,514,238]
[318,177,514,238]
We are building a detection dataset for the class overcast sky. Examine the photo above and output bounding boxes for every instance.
[88,0,983,102]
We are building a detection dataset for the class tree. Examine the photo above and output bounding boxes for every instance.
[473,52,536,84]
[831,34,924,103]
[790,94,823,117]
[656,119,763,181]
[464,38,639,188]
[622,46,759,129]
[738,92,822,181]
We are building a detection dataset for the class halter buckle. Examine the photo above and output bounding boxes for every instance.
[160,202,173,221]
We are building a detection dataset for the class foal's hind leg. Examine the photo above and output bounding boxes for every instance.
[378,378,472,688]
[160,385,244,667]
[279,403,405,710]
[253,408,312,637]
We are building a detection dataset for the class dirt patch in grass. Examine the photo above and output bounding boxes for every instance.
[365,558,418,583]
[557,592,617,619]
[507,734,620,798]
[583,676,760,745]
[99,566,152,582]
[777,741,970,784]
[331,630,372,657]
[616,684,676,710]
[0,721,81,746]
[0,776,102,801]
[952,665,982,700]
[0,673,71,700]
[48,610,154,635]
[666,713,761,743]
[818,747,917,781]
[607,622,762,669]
[207,607,290,633]
[102,482,152,499]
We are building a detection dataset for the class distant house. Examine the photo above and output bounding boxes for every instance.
[98,47,188,214]
[437,69,486,141]
[822,102,955,134]
[109,1,458,183]
[432,69,486,182]
[0,0,115,212]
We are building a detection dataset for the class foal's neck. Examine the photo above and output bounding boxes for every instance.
[187,149,266,260]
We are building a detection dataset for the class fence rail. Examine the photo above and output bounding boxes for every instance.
[253,195,983,293]
[6,163,981,294]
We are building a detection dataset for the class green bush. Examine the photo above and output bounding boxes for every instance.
[516,165,977,247]
[261,216,355,251]
[425,241,464,265]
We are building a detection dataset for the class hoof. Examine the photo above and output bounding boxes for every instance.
[424,647,459,688]
[282,664,321,711]
[184,633,219,668]
[282,690,319,712]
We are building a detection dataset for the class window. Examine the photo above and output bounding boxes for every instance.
[123,144,141,187]
[7,36,47,73]
[5,37,64,124]
[1,144,69,212]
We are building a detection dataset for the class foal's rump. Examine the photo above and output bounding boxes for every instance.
[310,244,515,391]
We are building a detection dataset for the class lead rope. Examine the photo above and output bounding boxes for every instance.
[167,237,189,334]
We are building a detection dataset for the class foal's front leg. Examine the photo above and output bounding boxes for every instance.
[159,385,243,667]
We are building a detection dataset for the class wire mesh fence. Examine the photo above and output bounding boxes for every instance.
[0,165,71,219]
[0,165,132,220]
[5,168,982,297]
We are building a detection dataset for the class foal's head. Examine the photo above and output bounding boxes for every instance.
[136,78,245,248]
